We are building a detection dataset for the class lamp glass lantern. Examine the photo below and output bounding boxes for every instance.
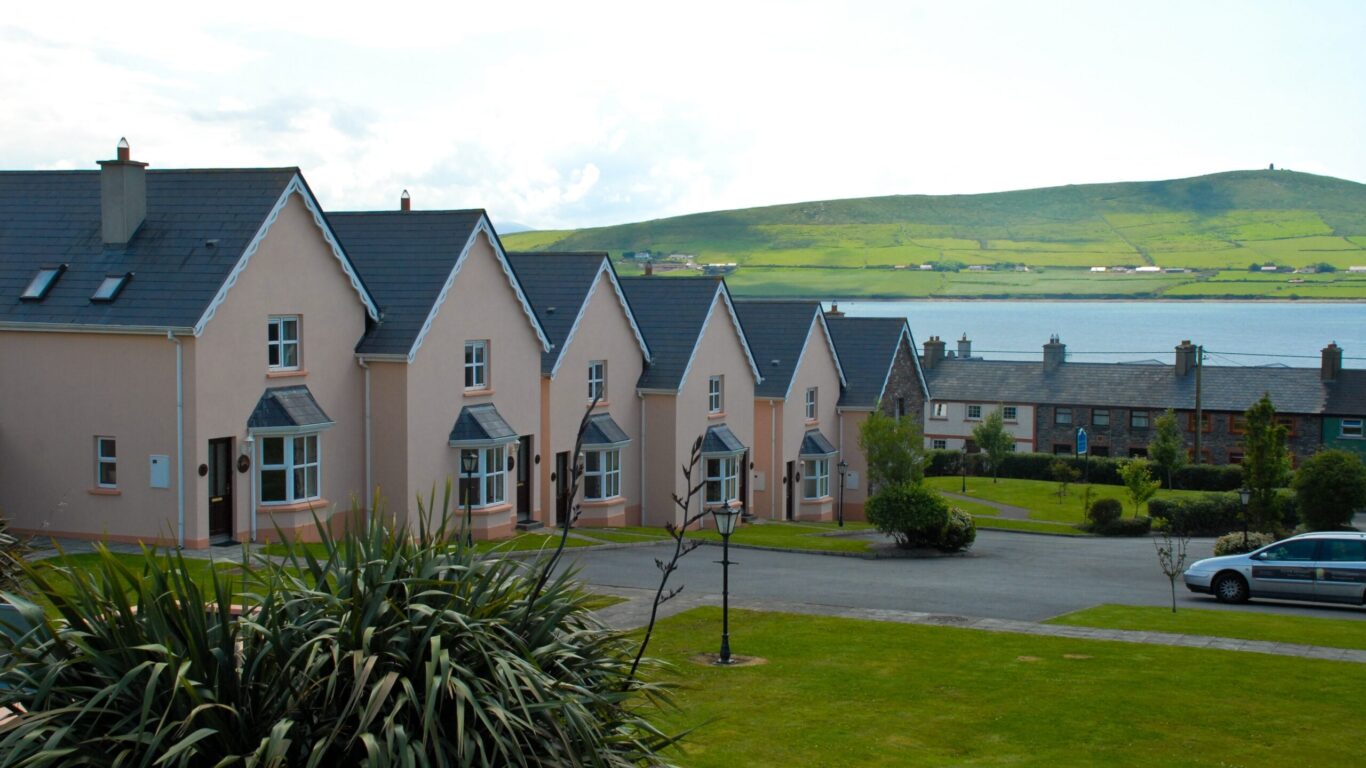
[461,451,478,475]
[1237,486,1251,506]
[711,501,742,536]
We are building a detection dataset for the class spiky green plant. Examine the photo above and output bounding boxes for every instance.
[0,497,675,766]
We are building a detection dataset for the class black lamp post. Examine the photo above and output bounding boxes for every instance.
[961,446,968,493]
[1238,485,1251,549]
[710,501,742,665]
[461,450,478,547]
[836,460,848,528]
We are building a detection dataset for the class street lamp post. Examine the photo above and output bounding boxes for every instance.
[836,460,848,528]
[1238,485,1251,549]
[461,450,478,547]
[961,446,968,493]
[709,501,742,665]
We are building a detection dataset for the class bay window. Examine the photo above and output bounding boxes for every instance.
[260,433,320,504]
[459,445,507,507]
[584,448,622,500]
[803,457,830,499]
[704,454,740,504]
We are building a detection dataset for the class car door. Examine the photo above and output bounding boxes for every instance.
[1314,538,1366,604]
[1248,539,1320,599]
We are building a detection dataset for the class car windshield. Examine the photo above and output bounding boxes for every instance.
[1258,540,1318,562]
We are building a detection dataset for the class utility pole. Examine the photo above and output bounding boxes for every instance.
[1193,344,1204,465]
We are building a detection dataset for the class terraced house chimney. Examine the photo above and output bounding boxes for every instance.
[98,138,147,245]
[400,189,411,211]
[957,333,972,359]
[826,301,844,318]
[1043,335,1066,372]
[1175,340,1198,377]
[1322,342,1343,382]
[922,335,946,369]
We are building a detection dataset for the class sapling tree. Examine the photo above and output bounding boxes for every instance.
[1121,458,1160,517]
[1051,459,1080,502]
[858,405,925,493]
[1154,530,1191,613]
[971,407,1015,483]
[1147,409,1185,489]
[1243,394,1290,530]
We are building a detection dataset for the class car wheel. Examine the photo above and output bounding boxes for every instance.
[1212,572,1249,604]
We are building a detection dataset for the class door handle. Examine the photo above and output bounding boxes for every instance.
[211,497,223,503]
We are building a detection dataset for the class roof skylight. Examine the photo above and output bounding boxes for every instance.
[20,265,65,301]
[91,273,132,302]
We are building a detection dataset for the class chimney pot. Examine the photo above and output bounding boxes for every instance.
[644,262,654,276]
[957,333,972,359]
[400,189,411,212]
[1043,335,1066,371]
[922,335,947,370]
[1174,340,1198,377]
[116,137,130,161]
[826,301,844,318]
[1322,341,1343,382]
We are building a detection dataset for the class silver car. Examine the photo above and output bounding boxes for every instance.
[1184,531,1366,606]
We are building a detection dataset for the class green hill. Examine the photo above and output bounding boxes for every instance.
[503,170,1366,299]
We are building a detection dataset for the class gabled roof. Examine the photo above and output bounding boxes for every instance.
[247,385,334,433]
[448,403,519,446]
[826,316,930,408]
[505,251,650,376]
[734,300,845,399]
[702,423,746,454]
[923,359,1366,415]
[330,211,549,361]
[0,169,377,332]
[619,276,762,392]
[799,429,838,456]
[582,413,631,447]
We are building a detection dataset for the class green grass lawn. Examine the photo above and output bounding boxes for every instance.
[1047,604,1366,651]
[927,476,1204,524]
[601,521,874,553]
[649,607,1366,766]
[258,531,596,559]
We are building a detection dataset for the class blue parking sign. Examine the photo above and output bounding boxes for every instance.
[1076,427,1088,455]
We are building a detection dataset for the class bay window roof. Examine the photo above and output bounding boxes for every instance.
[449,403,519,447]
[701,423,745,455]
[247,385,334,434]
[799,429,838,457]
[582,413,631,448]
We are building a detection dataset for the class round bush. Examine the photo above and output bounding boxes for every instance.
[1214,530,1277,556]
[866,482,949,549]
[937,507,977,552]
[1086,498,1123,527]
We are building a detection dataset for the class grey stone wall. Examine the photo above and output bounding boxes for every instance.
[881,338,927,422]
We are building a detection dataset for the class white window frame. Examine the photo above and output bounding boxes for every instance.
[588,360,606,402]
[803,457,830,499]
[459,445,507,507]
[1342,418,1364,439]
[708,375,724,414]
[464,340,489,390]
[704,454,740,504]
[931,402,947,420]
[932,439,947,450]
[259,433,320,505]
[95,436,117,488]
[1002,406,1018,422]
[805,387,818,420]
[267,316,300,371]
[966,404,982,420]
[584,447,622,500]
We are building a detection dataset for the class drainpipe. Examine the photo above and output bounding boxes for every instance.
[357,357,373,525]
[245,435,257,542]
[167,331,185,548]
[637,390,646,525]
[769,399,777,520]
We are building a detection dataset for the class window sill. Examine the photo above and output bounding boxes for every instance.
[802,495,834,504]
[468,501,513,517]
[260,498,330,514]
[267,368,307,379]
[804,418,819,426]
[88,487,121,496]
[589,399,611,408]
[581,495,625,508]
[463,388,495,398]
[707,411,727,420]
[929,416,948,421]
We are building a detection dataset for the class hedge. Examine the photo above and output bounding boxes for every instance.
[925,449,1248,492]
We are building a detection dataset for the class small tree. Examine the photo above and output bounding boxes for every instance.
[1293,449,1366,531]
[858,404,925,493]
[1050,459,1080,501]
[1148,409,1185,489]
[1243,394,1290,530]
[865,482,949,549]
[971,407,1014,483]
[1154,530,1191,613]
[1120,458,1160,517]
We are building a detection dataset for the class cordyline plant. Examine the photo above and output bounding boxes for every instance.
[0,487,676,765]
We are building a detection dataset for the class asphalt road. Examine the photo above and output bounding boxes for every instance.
[561,531,1366,623]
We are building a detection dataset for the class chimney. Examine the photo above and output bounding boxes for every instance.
[643,262,654,276]
[97,138,147,246]
[1043,335,1066,371]
[1322,342,1343,382]
[826,301,844,318]
[922,335,946,370]
[400,189,411,211]
[957,333,972,359]
[1174,340,1197,377]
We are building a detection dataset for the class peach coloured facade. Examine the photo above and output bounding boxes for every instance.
[751,318,843,522]
[836,411,871,521]
[366,229,546,540]
[640,292,756,527]
[0,192,370,547]
[540,270,645,528]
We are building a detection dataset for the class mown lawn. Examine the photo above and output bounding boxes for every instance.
[941,496,1089,535]
[650,607,1366,767]
[258,531,596,559]
[602,521,875,553]
[1047,604,1366,651]
[927,476,1206,524]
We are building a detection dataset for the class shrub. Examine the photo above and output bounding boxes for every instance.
[0,503,674,766]
[1292,449,1366,531]
[937,508,977,552]
[925,449,963,476]
[1172,463,1244,492]
[866,482,950,549]
[1093,516,1153,536]
[1086,497,1124,528]
[1214,530,1277,556]
[1149,493,1244,536]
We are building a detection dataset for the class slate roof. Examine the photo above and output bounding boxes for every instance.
[329,210,486,356]
[505,251,617,374]
[923,359,1366,416]
[448,403,519,445]
[247,386,334,431]
[0,168,303,329]
[734,300,825,398]
[582,413,631,447]
[619,276,729,391]
[825,317,912,408]
[799,429,838,456]
[701,423,746,454]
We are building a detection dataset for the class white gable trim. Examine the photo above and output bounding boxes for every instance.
[548,258,652,379]
[193,174,379,336]
[782,310,848,400]
[815,311,848,388]
[677,282,764,391]
[406,216,551,363]
[878,321,932,403]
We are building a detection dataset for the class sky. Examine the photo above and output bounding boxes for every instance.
[3,1,1363,231]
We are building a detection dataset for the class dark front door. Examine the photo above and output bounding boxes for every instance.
[516,436,533,523]
[555,451,572,525]
[208,438,234,539]
[784,460,795,521]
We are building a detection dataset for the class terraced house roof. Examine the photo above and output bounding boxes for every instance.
[734,300,843,399]
[825,316,924,408]
[619,276,759,392]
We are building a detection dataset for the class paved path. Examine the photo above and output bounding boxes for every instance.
[592,585,1366,664]
[940,491,1031,520]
